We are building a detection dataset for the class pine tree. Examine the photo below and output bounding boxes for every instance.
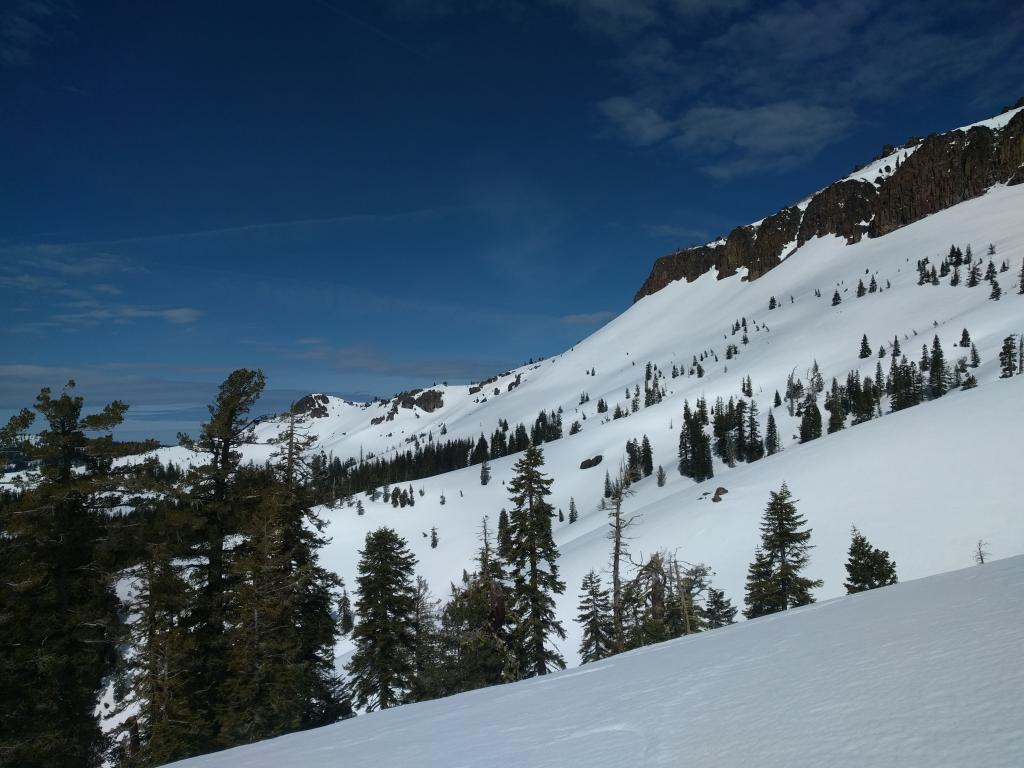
[479,459,491,486]
[970,343,981,368]
[568,497,579,523]
[347,527,418,710]
[505,446,566,676]
[928,335,949,397]
[703,587,737,629]
[765,410,780,456]
[655,464,667,486]
[640,435,654,477]
[999,335,1017,378]
[172,369,267,748]
[576,571,614,663]
[990,278,1002,300]
[743,483,822,618]
[799,398,822,443]
[859,334,871,358]
[844,526,898,593]
[0,383,128,768]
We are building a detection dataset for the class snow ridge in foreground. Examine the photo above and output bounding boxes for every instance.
[167,556,1024,768]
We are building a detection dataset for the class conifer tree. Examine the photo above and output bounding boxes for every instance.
[480,459,491,486]
[743,483,822,618]
[990,278,1002,300]
[640,434,654,478]
[832,289,842,306]
[505,446,566,676]
[656,464,667,487]
[347,527,418,710]
[703,587,738,629]
[576,571,614,663]
[859,334,871,358]
[799,398,822,443]
[0,384,126,767]
[765,410,780,456]
[175,369,266,747]
[844,526,898,593]
[568,497,579,523]
[999,335,1017,378]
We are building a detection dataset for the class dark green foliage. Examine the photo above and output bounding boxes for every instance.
[765,411,780,456]
[799,399,822,443]
[999,335,1017,378]
[505,446,566,676]
[568,497,578,523]
[844,527,898,594]
[859,334,871,359]
[678,401,713,481]
[703,588,737,629]
[347,527,418,711]
[576,571,614,663]
[743,483,822,619]
[0,382,124,768]
[640,435,654,478]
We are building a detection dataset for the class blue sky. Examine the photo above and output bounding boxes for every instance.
[2,0,1022,441]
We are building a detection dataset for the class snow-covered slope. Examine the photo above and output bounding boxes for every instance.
[133,180,1024,669]
[165,555,1024,768]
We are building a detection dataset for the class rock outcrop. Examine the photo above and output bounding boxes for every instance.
[634,104,1024,302]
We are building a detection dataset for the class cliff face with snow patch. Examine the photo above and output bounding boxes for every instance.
[634,102,1024,301]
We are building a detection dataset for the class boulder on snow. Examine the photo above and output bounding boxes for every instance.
[712,486,728,503]
[579,455,603,470]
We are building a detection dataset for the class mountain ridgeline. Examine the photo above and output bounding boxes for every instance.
[634,99,1024,301]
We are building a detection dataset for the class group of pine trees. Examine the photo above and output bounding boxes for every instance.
[915,243,1017,300]
[1,373,346,767]
[743,483,897,617]
[345,445,567,710]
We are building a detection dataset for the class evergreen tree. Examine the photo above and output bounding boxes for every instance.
[479,459,491,486]
[826,379,845,434]
[765,410,780,456]
[347,528,418,710]
[0,383,125,767]
[990,278,1002,300]
[703,587,737,629]
[568,497,579,523]
[999,335,1017,378]
[799,398,822,443]
[505,446,566,676]
[576,571,614,663]
[436,519,517,695]
[844,527,898,593]
[640,435,654,478]
[656,464,667,487]
[859,334,871,359]
[928,335,949,397]
[175,369,266,748]
[743,483,822,618]
[832,289,842,306]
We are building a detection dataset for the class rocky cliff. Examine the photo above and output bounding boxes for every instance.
[634,101,1024,302]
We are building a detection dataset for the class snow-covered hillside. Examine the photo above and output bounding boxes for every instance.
[137,178,1024,667]
[165,555,1024,768]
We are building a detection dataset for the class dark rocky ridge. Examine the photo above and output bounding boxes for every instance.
[634,105,1024,302]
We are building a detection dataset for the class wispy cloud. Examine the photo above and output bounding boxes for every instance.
[557,0,1024,177]
[0,0,75,68]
